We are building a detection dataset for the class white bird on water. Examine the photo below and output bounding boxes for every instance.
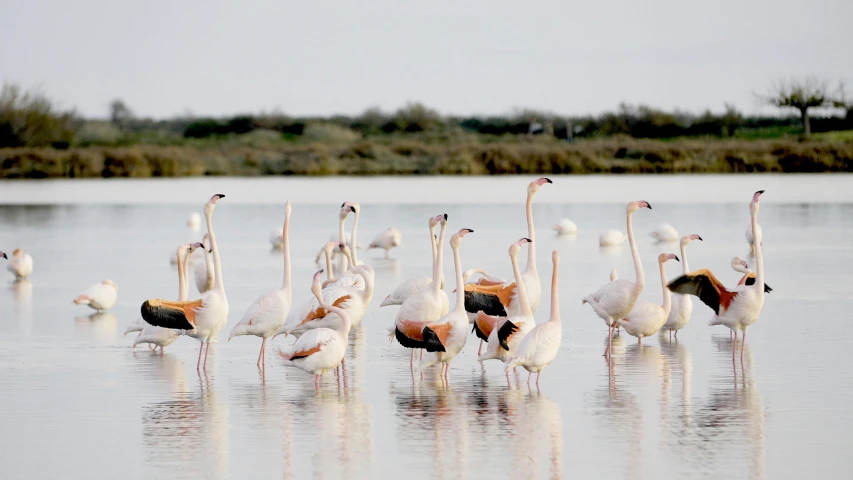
[73,279,118,312]
[553,218,577,236]
[7,248,33,280]
[367,227,402,259]
[187,212,202,231]
[650,223,679,243]
[599,229,626,247]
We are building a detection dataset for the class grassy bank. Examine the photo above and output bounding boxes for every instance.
[1,136,852,178]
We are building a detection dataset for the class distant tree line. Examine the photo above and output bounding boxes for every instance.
[2,78,852,149]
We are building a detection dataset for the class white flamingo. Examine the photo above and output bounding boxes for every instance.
[367,227,402,259]
[746,222,763,255]
[413,228,474,378]
[582,200,652,357]
[662,234,703,340]
[650,223,679,243]
[141,194,229,371]
[278,270,351,389]
[553,218,577,236]
[732,257,773,292]
[380,215,444,308]
[74,279,118,312]
[478,238,536,366]
[194,234,215,294]
[229,202,293,367]
[668,190,767,361]
[392,214,449,367]
[466,178,551,349]
[616,253,680,343]
[599,230,627,247]
[505,249,562,387]
[7,248,33,280]
[187,212,202,231]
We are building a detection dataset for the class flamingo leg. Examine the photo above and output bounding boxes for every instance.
[527,371,532,387]
[674,330,678,341]
[732,329,739,364]
[203,342,211,370]
[419,349,424,361]
[536,371,542,388]
[160,346,164,355]
[730,329,733,341]
[315,374,321,389]
[741,328,747,363]
[478,340,483,356]
[410,349,415,369]
[257,337,268,366]
[197,341,205,370]
[638,336,642,346]
[669,330,672,342]
[606,325,614,357]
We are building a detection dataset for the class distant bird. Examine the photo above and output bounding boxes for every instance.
[74,279,118,312]
[187,212,202,231]
[229,202,293,367]
[650,223,679,243]
[278,270,351,388]
[506,250,563,388]
[662,234,703,340]
[616,253,680,344]
[583,201,652,357]
[7,248,33,280]
[553,218,577,236]
[367,227,402,259]
[141,194,229,371]
[668,191,767,361]
[599,230,626,247]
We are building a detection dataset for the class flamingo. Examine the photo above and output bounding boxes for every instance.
[279,244,373,338]
[7,248,33,280]
[73,279,118,312]
[662,234,703,340]
[333,202,374,291]
[320,241,339,288]
[746,222,763,255]
[380,215,445,308]
[392,214,449,366]
[278,270,351,389]
[582,200,652,357]
[187,212,202,231]
[668,190,767,361]
[194,234,215,294]
[367,227,402,259]
[229,202,293,367]
[732,257,773,291]
[505,250,562,387]
[465,178,551,345]
[616,253,680,344]
[413,228,474,378]
[599,230,627,247]
[478,238,536,365]
[650,223,679,243]
[553,218,577,236]
[134,242,203,352]
[141,194,229,371]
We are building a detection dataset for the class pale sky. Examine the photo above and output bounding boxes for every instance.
[2,0,851,119]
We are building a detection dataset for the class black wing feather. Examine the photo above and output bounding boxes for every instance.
[667,275,722,315]
[395,327,428,349]
[743,276,773,293]
[141,301,194,330]
[496,319,519,351]
[422,326,447,353]
[464,291,507,317]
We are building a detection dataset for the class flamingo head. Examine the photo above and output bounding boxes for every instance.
[552,249,559,265]
[528,177,553,195]
[450,228,474,249]
[0,251,6,260]
[510,237,532,257]
[681,234,703,246]
[750,190,764,214]
[324,241,339,257]
[204,194,225,215]
[311,270,324,297]
[428,214,441,230]
[627,200,652,213]
[102,279,117,290]
[435,213,448,227]
[339,202,356,219]
[12,248,23,257]
[731,256,749,272]
[658,253,679,264]
[189,242,204,253]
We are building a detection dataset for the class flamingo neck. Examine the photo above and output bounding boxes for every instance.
[206,209,225,293]
[203,241,214,285]
[525,194,537,275]
[659,260,671,314]
[177,249,188,301]
[281,210,291,297]
[339,215,349,273]
[549,261,560,324]
[350,208,360,266]
[326,303,352,338]
[751,207,764,291]
[627,211,644,290]
[680,243,690,274]
[433,222,447,293]
[429,223,438,285]
[512,252,532,316]
[324,249,334,281]
[452,244,465,313]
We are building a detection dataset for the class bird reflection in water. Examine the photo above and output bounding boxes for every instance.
[502,387,564,479]
[141,373,230,480]
[73,312,117,345]
[10,279,33,335]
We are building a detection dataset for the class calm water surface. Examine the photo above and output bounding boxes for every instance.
[0,175,851,479]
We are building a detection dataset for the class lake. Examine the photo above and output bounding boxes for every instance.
[0,174,851,479]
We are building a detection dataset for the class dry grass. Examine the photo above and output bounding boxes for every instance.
[1,137,851,178]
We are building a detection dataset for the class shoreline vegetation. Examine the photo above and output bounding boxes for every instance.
[2,82,852,178]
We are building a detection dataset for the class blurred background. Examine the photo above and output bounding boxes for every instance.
[1,0,852,177]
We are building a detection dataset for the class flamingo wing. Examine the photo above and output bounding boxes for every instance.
[422,322,452,352]
[667,269,736,315]
[472,311,500,341]
[464,282,514,316]
[496,317,520,351]
[742,273,772,292]
[141,298,203,330]
[239,292,283,328]
[283,329,337,360]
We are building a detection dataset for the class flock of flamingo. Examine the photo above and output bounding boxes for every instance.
[0,179,770,389]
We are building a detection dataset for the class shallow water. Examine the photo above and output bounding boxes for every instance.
[0,175,851,479]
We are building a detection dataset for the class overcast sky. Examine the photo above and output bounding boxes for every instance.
[2,0,851,119]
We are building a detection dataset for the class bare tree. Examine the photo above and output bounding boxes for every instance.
[760,77,829,138]
[109,99,134,130]
[832,81,851,120]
